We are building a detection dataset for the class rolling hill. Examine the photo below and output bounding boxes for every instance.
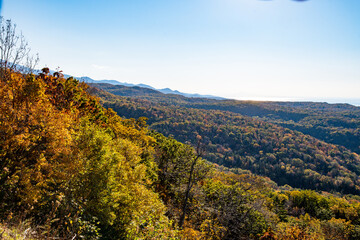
[88,84,360,195]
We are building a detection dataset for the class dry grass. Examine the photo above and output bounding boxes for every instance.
[0,221,39,240]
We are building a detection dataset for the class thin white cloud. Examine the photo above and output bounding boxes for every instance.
[91,64,110,70]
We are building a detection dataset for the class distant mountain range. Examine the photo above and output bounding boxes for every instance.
[77,76,226,100]
[26,66,224,100]
[28,67,360,105]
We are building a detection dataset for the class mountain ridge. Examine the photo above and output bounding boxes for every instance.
[78,76,226,100]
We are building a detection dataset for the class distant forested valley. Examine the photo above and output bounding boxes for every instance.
[91,83,360,195]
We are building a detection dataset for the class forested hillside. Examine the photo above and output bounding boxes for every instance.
[0,69,176,239]
[3,69,360,239]
[90,85,360,196]
[91,83,360,155]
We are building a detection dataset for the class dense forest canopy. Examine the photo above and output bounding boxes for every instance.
[90,84,360,196]
[1,67,360,239]
[91,83,360,154]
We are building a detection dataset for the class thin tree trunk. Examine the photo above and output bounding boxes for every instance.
[179,155,199,228]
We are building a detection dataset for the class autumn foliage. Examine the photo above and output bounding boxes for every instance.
[0,69,175,239]
[2,69,360,239]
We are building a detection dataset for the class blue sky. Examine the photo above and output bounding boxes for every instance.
[2,0,360,104]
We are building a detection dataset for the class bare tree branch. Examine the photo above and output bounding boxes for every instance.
[0,17,39,76]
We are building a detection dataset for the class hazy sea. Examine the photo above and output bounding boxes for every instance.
[233,96,360,107]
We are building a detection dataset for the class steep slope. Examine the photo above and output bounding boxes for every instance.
[0,70,177,239]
